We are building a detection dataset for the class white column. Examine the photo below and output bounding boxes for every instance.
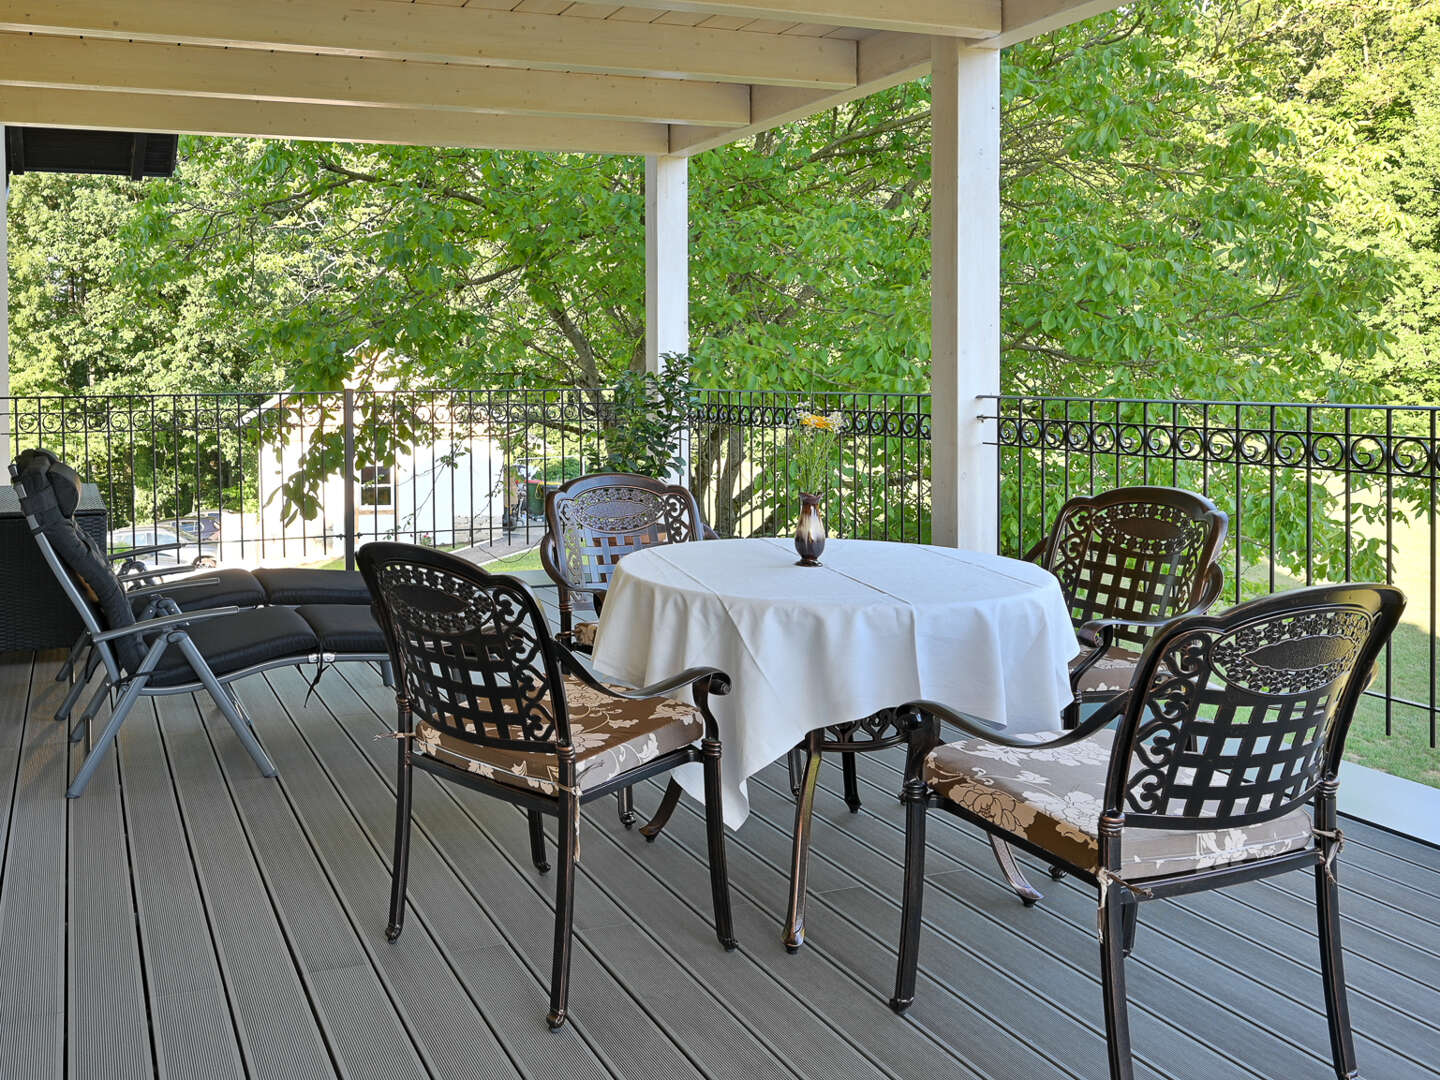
[930,39,1000,551]
[1,125,9,466]
[644,154,689,375]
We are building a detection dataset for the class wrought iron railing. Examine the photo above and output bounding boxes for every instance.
[991,394,1440,776]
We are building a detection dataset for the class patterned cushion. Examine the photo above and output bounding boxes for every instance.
[924,729,1314,880]
[412,677,703,795]
[1071,643,1142,696]
[571,620,600,648]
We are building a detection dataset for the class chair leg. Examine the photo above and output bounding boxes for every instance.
[701,740,737,951]
[639,779,683,843]
[841,751,862,813]
[55,649,98,723]
[66,674,148,798]
[783,732,823,953]
[786,745,804,797]
[889,785,929,1013]
[1316,862,1360,1078]
[56,633,87,682]
[617,786,637,830]
[528,810,551,874]
[386,748,414,942]
[1099,884,1137,1080]
[547,797,579,1030]
[71,678,112,745]
[989,836,1044,906]
[186,645,277,779]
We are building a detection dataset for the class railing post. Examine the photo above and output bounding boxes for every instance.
[342,388,357,572]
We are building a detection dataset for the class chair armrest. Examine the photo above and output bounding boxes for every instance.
[107,541,193,561]
[92,605,241,643]
[555,637,731,700]
[538,532,566,589]
[119,562,212,584]
[900,692,1128,751]
[1022,537,1047,564]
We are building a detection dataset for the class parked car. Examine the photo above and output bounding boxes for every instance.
[174,509,224,543]
[107,524,219,573]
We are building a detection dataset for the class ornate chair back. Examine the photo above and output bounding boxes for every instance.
[1038,486,1228,652]
[1108,583,1404,837]
[358,542,573,761]
[543,472,707,600]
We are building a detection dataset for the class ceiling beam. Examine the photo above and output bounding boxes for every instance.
[0,0,857,89]
[0,86,668,156]
[671,31,930,155]
[976,0,1130,50]
[603,0,999,37]
[0,34,751,129]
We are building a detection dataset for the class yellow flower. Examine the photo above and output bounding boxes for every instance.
[799,412,835,432]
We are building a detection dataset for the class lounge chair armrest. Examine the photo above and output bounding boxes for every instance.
[899,693,1127,751]
[118,563,210,583]
[107,541,193,561]
[92,606,241,643]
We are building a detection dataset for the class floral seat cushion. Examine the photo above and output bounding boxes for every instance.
[1071,643,1143,696]
[924,729,1314,880]
[413,676,702,796]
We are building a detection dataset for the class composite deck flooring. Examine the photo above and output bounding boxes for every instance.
[2,641,1439,1080]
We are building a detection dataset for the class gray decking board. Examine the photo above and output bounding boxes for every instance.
[2,647,1438,1080]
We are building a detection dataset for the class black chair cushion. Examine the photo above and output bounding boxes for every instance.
[296,604,387,655]
[14,447,146,674]
[132,569,267,615]
[253,568,370,605]
[149,606,319,688]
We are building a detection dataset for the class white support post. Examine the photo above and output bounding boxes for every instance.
[1,124,9,466]
[644,153,689,479]
[645,154,689,374]
[929,38,1000,551]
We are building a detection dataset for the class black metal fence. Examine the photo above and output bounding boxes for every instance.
[992,394,1440,780]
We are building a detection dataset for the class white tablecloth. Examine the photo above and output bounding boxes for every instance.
[589,537,1078,827]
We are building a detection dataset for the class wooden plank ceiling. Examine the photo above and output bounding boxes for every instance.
[0,0,1121,156]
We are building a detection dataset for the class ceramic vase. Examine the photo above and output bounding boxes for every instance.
[794,492,826,566]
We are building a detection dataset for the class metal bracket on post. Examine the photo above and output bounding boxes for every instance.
[342,388,357,572]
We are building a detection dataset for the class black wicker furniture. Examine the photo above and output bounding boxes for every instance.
[358,541,735,1030]
[889,582,1405,1080]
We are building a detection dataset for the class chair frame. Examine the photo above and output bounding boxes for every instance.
[10,468,387,798]
[538,471,717,832]
[358,541,736,1030]
[889,582,1405,1080]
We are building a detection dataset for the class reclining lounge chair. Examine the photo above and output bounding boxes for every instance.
[11,452,390,798]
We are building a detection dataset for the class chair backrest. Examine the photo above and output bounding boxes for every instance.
[1039,486,1228,649]
[11,448,144,675]
[1108,583,1405,834]
[358,542,573,760]
[543,472,706,594]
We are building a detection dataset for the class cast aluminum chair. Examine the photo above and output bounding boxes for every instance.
[11,456,390,798]
[889,582,1404,1080]
[359,542,735,1029]
[538,471,718,831]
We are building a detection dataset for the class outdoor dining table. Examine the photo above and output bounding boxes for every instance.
[589,536,1079,949]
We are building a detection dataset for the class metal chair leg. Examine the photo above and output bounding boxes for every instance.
[989,836,1044,906]
[1099,884,1137,1080]
[547,795,579,1030]
[528,810,550,874]
[786,745,805,797]
[71,679,112,745]
[639,779,683,843]
[56,649,99,723]
[701,739,736,951]
[1317,851,1359,1078]
[783,731,823,953]
[890,782,929,1013]
[66,673,148,798]
[617,786,637,830]
[387,747,414,941]
[56,632,87,682]
[841,750,862,812]
[182,640,276,778]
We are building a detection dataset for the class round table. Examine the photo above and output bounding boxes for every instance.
[590,537,1078,826]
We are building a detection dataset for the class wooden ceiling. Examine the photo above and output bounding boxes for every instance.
[0,0,1123,156]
